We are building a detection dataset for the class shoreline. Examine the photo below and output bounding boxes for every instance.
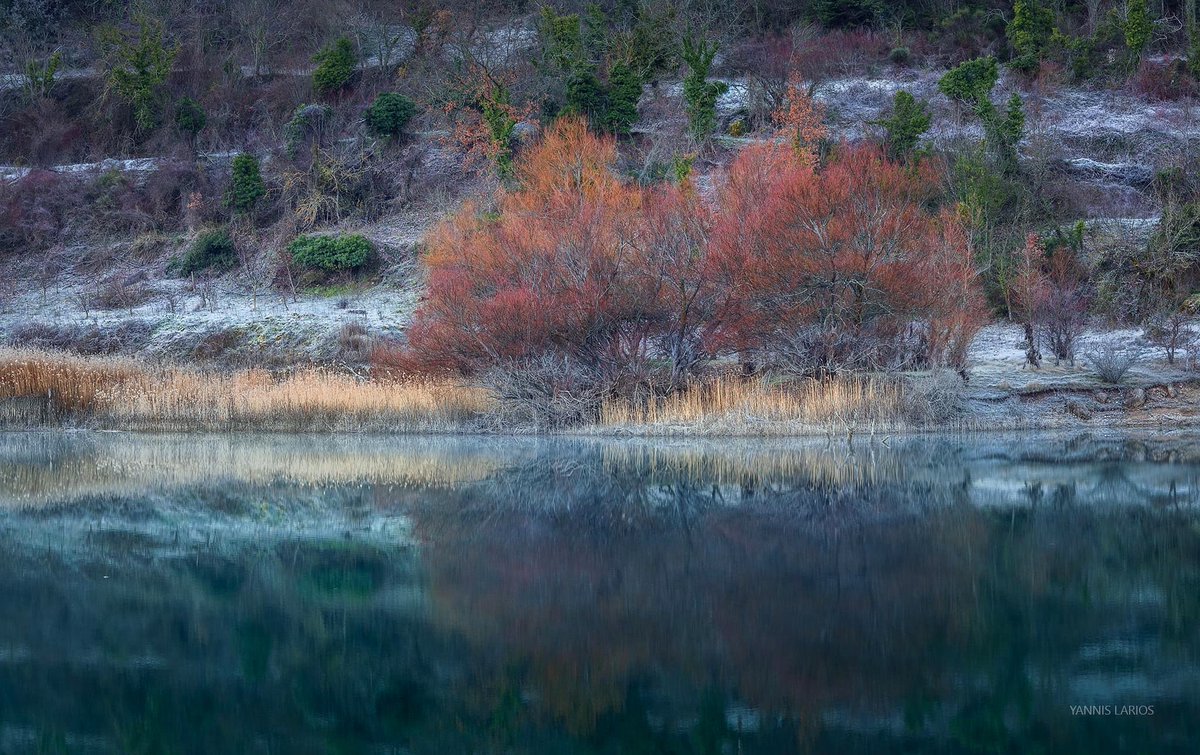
[2,344,1197,437]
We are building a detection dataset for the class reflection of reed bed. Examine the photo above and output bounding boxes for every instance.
[0,433,505,507]
[598,375,952,435]
[0,347,494,432]
[596,441,916,489]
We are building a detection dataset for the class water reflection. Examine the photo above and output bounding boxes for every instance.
[0,431,1198,753]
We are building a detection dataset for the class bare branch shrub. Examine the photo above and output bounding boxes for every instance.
[1088,341,1142,384]
[87,277,156,311]
[482,354,608,429]
[1146,312,1196,366]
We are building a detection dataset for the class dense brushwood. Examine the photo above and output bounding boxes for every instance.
[708,142,985,371]
[403,118,986,393]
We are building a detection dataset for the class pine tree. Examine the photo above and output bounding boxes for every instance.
[603,62,642,135]
[228,153,266,216]
[313,37,356,95]
[681,37,728,143]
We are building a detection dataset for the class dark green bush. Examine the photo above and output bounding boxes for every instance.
[174,97,206,137]
[288,234,373,271]
[175,229,236,275]
[874,90,930,160]
[888,46,911,66]
[938,57,998,106]
[313,37,356,95]
[563,69,606,124]
[227,153,265,216]
[365,92,417,138]
[602,62,642,135]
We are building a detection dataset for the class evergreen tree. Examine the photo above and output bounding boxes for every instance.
[681,37,727,143]
[98,17,179,133]
[875,90,930,160]
[937,56,998,111]
[1007,0,1056,73]
[1124,0,1152,64]
[313,37,356,95]
[603,62,642,136]
[228,153,266,216]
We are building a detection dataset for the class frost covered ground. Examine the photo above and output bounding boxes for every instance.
[0,210,436,366]
[961,322,1198,430]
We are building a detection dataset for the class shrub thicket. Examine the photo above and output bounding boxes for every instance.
[287,234,373,271]
[312,37,356,95]
[365,93,416,139]
[175,229,236,275]
[227,153,265,216]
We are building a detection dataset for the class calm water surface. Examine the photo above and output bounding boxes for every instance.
[0,431,1198,754]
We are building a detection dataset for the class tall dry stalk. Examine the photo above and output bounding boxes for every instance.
[599,375,913,434]
[0,347,493,432]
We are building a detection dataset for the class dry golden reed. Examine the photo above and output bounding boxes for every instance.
[0,347,934,435]
[598,375,912,435]
[0,347,494,432]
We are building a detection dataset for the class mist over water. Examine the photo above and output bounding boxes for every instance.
[0,431,1198,753]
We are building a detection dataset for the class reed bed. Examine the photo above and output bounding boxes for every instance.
[0,347,494,432]
[0,347,945,435]
[598,375,916,435]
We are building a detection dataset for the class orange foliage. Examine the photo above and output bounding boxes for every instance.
[408,121,986,382]
[709,143,985,370]
[1009,233,1048,325]
[771,73,827,166]
[409,118,707,386]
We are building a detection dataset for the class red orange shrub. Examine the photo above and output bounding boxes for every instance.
[407,118,687,395]
[708,143,984,371]
[404,119,987,405]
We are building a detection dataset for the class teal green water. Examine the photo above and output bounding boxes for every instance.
[0,431,1197,754]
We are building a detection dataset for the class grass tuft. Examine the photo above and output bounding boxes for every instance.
[0,347,493,432]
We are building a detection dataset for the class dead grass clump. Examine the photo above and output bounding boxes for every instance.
[97,370,494,431]
[7,321,154,355]
[0,347,144,413]
[337,322,372,361]
[0,346,494,432]
[87,278,156,310]
[599,374,919,434]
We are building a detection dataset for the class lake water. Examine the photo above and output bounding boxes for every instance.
[0,431,1198,754]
